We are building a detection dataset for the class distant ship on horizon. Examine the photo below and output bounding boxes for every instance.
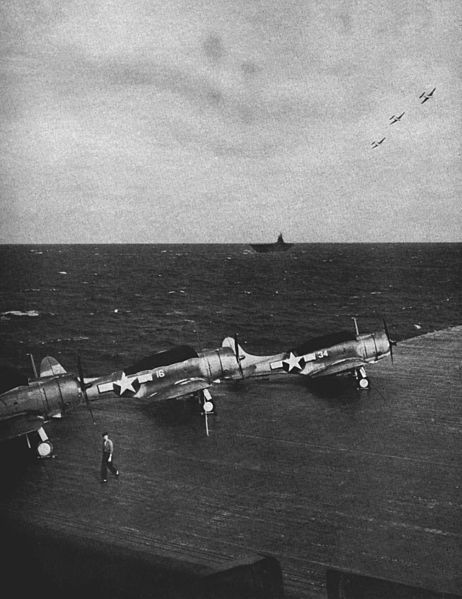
[249,233,294,253]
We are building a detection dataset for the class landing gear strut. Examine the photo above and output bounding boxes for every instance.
[198,389,215,436]
[354,367,370,390]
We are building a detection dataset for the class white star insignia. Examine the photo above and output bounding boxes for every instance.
[282,352,304,372]
[114,373,137,396]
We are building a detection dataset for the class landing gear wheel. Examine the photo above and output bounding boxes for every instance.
[358,377,369,389]
[37,440,53,458]
[202,400,214,414]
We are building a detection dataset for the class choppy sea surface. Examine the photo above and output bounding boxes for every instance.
[0,244,460,376]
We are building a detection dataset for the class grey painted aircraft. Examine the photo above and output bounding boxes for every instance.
[389,112,405,124]
[222,320,396,389]
[84,343,244,422]
[0,321,395,452]
[419,87,436,104]
[1,343,244,447]
[0,356,90,457]
[371,137,386,148]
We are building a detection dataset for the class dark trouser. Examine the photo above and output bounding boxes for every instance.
[101,453,118,480]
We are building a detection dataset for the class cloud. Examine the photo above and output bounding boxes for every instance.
[203,34,225,64]
[0,0,460,242]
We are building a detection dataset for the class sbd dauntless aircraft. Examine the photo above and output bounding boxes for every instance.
[419,87,436,104]
[371,137,386,149]
[389,112,405,124]
[222,320,396,389]
[0,356,90,457]
[84,344,244,415]
[1,320,396,452]
[0,343,244,452]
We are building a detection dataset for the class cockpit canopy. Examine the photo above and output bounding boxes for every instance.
[294,331,356,356]
[125,345,198,375]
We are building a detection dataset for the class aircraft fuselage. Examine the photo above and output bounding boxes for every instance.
[85,347,240,401]
[224,329,392,383]
[0,375,82,420]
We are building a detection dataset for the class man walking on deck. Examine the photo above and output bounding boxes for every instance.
[101,432,119,482]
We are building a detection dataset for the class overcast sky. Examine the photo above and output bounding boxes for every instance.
[1,0,460,243]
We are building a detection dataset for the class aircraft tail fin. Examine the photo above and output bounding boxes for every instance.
[222,336,285,378]
[40,356,67,377]
[221,336,263,365]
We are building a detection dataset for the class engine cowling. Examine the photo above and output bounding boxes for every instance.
[36,374,83,416]
[358,331,390,362]
[198,348,241,381]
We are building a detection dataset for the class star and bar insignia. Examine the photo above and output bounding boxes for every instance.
[98,372,153,397]
[113,373,139,396]
[281,352,306,373]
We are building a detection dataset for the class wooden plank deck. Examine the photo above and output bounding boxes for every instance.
[1,326,461,598]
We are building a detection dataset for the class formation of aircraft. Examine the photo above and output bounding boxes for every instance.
[371,87,436,148]
[389,112,405,124]
[0,356,90,457]
[419,87,436,104]
[222,319,396,390]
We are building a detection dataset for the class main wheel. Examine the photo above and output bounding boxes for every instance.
[359,377,369,389]
[202,400,214,413]
[37,440,53,458]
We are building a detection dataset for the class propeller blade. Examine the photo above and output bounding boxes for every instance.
[383,319,397,364]
[234,333,244,379]
[77,354,96,424]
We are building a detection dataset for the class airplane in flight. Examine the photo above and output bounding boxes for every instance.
[371,137,386,148]
[83,343,244,433]
[389,112,405,124]
[0,356,91,457]
[419,87,436,104]
[222,320,396,390]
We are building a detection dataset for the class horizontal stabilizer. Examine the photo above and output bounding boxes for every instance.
[40,356,67,377]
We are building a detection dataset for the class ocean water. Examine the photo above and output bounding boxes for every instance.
[0,243,460,377]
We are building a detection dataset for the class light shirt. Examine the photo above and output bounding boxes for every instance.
[102,438,113,455]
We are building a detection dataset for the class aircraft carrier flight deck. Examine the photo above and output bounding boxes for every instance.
[1,327,461,598]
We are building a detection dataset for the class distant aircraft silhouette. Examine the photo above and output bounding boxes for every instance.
[419,87,436,104]
[371,137,385,148]
[389,112,405,124]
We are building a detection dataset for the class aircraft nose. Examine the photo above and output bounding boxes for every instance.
[376,331,389,354]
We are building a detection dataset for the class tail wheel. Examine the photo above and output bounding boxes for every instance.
[359,378,369,389]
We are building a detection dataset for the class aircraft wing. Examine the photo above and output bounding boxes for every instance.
[0,412,46,442]
[145,378,211,401]
[311,357,368,378]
